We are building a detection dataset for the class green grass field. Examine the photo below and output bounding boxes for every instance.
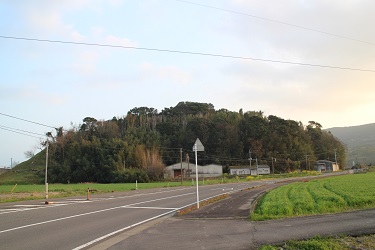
[251,171,375,221]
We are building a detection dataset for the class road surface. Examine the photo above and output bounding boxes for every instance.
[0,180,269,250]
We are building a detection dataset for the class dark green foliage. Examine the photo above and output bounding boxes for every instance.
[44,102,345,183]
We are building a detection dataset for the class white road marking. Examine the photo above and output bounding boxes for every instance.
[124,206,178,210]
[0,192,195,234]
[72,192,230,250]
[71,210,179,250]
[13,205,45,207]
[0,187,194,215]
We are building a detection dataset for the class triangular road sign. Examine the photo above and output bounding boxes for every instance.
[193,138,204,151]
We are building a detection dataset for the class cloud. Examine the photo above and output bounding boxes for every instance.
[103,35,138,47]
[140,63,192,85]
[9,83,68,106]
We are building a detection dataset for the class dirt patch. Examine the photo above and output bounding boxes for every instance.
[0,192,60,203]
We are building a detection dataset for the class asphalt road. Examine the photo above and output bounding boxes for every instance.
[0,180,269,250]
[107,177,375,250]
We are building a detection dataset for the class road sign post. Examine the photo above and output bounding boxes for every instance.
[193,138,204,209]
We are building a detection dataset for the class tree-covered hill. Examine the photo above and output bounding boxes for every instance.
[35,102,346,183]
[327,123,375,167]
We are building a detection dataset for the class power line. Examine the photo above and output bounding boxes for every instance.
[175,0,375,46]
[1,35,374,73]
[0,126,43,139]
[0,124,46,137]
[0,112,57,130]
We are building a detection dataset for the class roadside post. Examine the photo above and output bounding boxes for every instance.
[193,138,204,209]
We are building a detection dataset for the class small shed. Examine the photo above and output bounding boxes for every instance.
[230,167,250,175]
[257,165,270,175]
[315,160,339,172]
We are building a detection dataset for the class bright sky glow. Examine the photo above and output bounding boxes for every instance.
[1,0,374,166]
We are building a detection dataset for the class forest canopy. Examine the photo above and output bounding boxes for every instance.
[45,102,346,183]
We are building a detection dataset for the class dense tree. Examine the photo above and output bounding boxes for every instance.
[46,102,346,183]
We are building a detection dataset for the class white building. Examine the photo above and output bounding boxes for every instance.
[230,167,251,175]
[230,165,270,175]
[165,163,223,179]
[257,165,271,175]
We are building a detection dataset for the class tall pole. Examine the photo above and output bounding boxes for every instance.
[10,158,12,172]
[186,153,190,177]
[256,158,258,175]
[334,149,337,167]
[180,148,183,185]
[271,157,274,175]
[194,144,200,209]
[45,142,49,204]
[249,149,252,175]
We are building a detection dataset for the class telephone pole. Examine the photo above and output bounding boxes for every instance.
[186,153,190,177]
[45,142,49,204]
[305,154,309,171]
[334,149,337,166]
[180,148,183,185]
[248,149,252,175]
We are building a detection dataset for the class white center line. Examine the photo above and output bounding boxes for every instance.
[0,192,195,234]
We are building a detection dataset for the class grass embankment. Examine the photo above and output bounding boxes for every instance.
[0,151,46,185]
[252,171,375,221]
[259,235,375,250]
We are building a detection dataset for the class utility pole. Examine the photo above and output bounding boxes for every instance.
[186,153,190,177]
[248,149,252,175]
[45,142,49,204]
[10,158,12,172]
[180,148,183,185]
[271,157,276,175]
[334,148,337,166]
[256,158,258,175]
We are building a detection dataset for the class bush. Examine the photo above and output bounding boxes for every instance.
[111,168,149,183]
[246,176,255,181]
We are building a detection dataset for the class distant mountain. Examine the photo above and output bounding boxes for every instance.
[327,123,375,167]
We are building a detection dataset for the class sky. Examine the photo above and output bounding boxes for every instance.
[1,0,375,167]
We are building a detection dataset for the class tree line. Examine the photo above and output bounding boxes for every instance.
[46,102,346,183]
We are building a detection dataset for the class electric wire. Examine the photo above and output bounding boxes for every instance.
[1,35,374,73]
[0,112,57,130]
[0,126,43,139]
[175,0,375,46]
[0,124,46,137]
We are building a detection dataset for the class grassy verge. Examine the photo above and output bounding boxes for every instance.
[251,172,375,221]
[0,171,323,203]
[259,235,375,250]
[0,181,197,203]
